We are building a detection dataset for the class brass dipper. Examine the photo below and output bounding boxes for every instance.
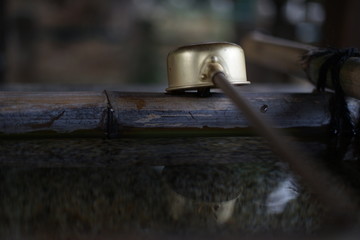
[166,42,358,223]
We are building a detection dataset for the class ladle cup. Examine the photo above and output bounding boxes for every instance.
[166,42,358,223]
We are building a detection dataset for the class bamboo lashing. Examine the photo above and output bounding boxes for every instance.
[242,31,360,100]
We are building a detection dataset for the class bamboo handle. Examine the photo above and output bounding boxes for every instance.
[213,72,357,220]
[242,32,360,99]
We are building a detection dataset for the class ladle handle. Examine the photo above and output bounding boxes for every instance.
[212,72,357,220]
[242,31,360,100]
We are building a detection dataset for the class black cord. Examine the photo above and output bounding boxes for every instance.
[303,48,360,137]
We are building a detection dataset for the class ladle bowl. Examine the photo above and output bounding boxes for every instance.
[166,42,249,92]
[165,42,358,222]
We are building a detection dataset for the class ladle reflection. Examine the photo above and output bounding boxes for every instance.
[162,163,304,226]
[0,161,322,237]
[266,176,299,214]
[163,164,243,224]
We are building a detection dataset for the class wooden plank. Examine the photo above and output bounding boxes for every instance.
[107,91,333,131]
[0,91,107,135]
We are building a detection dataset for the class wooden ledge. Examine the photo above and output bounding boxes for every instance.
[0,91,357,137]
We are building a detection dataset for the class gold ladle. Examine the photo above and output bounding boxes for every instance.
[166,42,358,224]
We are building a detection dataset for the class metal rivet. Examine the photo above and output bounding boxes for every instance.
[210,56,218,63]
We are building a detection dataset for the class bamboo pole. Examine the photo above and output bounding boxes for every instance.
[242,31,360,99]
[0,91,337,136]
[213,72,358,223]
[0,91,108,136]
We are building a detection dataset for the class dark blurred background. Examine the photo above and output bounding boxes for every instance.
[0,0,359,89]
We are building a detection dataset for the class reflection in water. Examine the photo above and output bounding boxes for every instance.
[167,190,237,225]
[163,164,243,225]
[266,176,299,214]
[160,163,321,231]
[1,135,360,238]
[0,161,323,237]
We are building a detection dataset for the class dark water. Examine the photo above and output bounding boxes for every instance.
[0,137,359,239]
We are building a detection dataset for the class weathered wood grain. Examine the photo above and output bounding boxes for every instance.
[1,90,358,136]
[0,92,107,134]
[107,91,332,130]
